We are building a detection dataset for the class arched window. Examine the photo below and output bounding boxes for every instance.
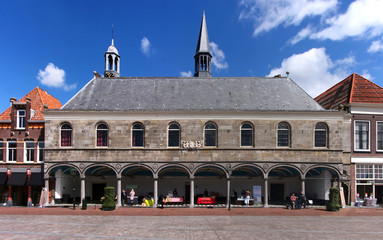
[132,123,144,147]
[204,122,217,147]
[97,123,108,147]
[241,123,253,147]
[315,123,328,148]
[168,123,180,147]
[61,124,72,147]
[108,55,113,70]
[277,122,290,147]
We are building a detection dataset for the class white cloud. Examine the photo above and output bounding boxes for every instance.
[292,0,383,44]
[368,39,383,53]
[37,63,76,91]
[180,71,193,77]
[239,0,337,36]
[210,42,228,70]
[267,48,354,97]
[141,37,151,56]
[362,69,373,80]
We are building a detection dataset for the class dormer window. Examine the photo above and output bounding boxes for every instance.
[17,110,26,129]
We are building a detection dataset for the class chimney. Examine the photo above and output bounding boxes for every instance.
[10,97,17,106]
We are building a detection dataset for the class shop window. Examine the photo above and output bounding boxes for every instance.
[277,122,290,147]
[17,109,26,129]
[354,121,370,151]
[241,123,253,147]
[132,123,144,147]
[38,141,44,163]
[7,140,17,162]
[204,122,217,147]
[315,122,328,148]
[61,124,72,147]
[168,123,180,147]
[96,123,108,147]
[24,140,34,162]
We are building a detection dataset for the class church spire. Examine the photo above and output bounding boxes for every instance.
[104,26,120,77]
[194,11,212,78]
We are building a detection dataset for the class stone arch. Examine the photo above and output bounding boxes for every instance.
[83,163,117,176]
[46,163,81,176]
[120,164,155,177]
[157,163,192,178]
[266,164,303,178]
[304,164,341,179]
[193,163,228,178]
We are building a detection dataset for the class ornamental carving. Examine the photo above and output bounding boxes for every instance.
[79,163,85,169]
[263,164,269,170]
[300,164,306,171]
[189,164,194,170]
[116,164,121,170]
[338,164,343,172]
[226,164,232,170]
[181,140,203,149]
[153,164,158,169]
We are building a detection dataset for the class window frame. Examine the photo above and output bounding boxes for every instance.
[7,140,17,163]
[354,120,370,152]
[0,139,3,162]
[24,140,35,163]
[17,109,26,129]
[277,122,290,148]
[60,123,73,147]
[314,122,328,148]
[168,123,180,148]
[132,123,145,148]
[96,123,108,147]
[376,121,383,152]
[240,122,253,147]
[204,122,217,148]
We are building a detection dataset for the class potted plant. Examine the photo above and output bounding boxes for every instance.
[326,187,341,211]
[102,187,116,211]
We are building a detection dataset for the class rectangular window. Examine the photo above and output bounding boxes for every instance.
[356,164,373,179]
[354,121,370,151]
[0,140,3,161]
[375,165,383,179]
[24,141,34,162]
[278,130,289,147]
[241,129,253,147]
[17,110,26,129]
[7,141,17,162]
[38,141,44,163]
[377,122,383,151]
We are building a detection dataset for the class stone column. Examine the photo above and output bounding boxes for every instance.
[264,178,269,208]
[105,54,108,70]
[80,177,85,207]
[301,178,306,194]
[112,55,116,71]
[7,185,12,207]
[226,178,231,208]
[190,178,194,208]
[45,178,49,205]
[116,177,122,207]
[154,178,158,208]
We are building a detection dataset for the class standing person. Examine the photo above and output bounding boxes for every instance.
[299,191,306,209]
[121,189,127,206]
[173,188,178,197]
[241,189,246,198]
[39,187,47,208]
[245,189,251,205]
[129,188,135,205]
[290,193,297,209]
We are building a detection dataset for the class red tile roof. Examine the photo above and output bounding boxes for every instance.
[315,73,383,110]
[0,87,62,121]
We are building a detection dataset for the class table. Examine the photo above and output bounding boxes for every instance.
[236,197,254,205]
[165,197,184,204]
[197,197,216,204]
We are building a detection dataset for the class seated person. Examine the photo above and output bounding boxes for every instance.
[290,193,297,209]
[204,189,209,197]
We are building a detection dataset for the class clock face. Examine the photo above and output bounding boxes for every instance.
[105,72,114,77]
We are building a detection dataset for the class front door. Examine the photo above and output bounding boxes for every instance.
[270,183,284,203]
[92,183,106,203]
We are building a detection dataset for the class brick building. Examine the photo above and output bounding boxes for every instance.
[0,87,61,206]
[316,73,383,205]
[43,13,351,207]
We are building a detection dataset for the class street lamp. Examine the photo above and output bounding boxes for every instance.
[70,168,77,210]
[228,167,232,211]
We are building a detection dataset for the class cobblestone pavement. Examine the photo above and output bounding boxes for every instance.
[0,207,382,240]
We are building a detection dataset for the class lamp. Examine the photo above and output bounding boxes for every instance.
[228,167,232,211]
[70,168,77,210]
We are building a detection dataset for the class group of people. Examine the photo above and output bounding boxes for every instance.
[121,188,136,206]
[289,191,306,209]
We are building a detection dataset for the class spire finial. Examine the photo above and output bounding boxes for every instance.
[111,24,114,45]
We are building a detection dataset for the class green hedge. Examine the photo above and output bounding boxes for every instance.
[326,187,341,211]
[102,187,116,211]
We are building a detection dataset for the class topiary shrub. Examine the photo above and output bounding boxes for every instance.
[326,187,341,211]
[102,187,116,211]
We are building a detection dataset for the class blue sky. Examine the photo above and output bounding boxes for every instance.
[1,0,383,112]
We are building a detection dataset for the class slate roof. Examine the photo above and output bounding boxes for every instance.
[0,87,62,121]
[61,77,325,112]
[315,73,383,110]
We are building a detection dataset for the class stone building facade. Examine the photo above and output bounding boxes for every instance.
[43,12,351,207]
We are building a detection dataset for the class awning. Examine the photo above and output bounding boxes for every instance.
[7,173,27,186]
[27,173,43,186]
[0,169,7,185]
